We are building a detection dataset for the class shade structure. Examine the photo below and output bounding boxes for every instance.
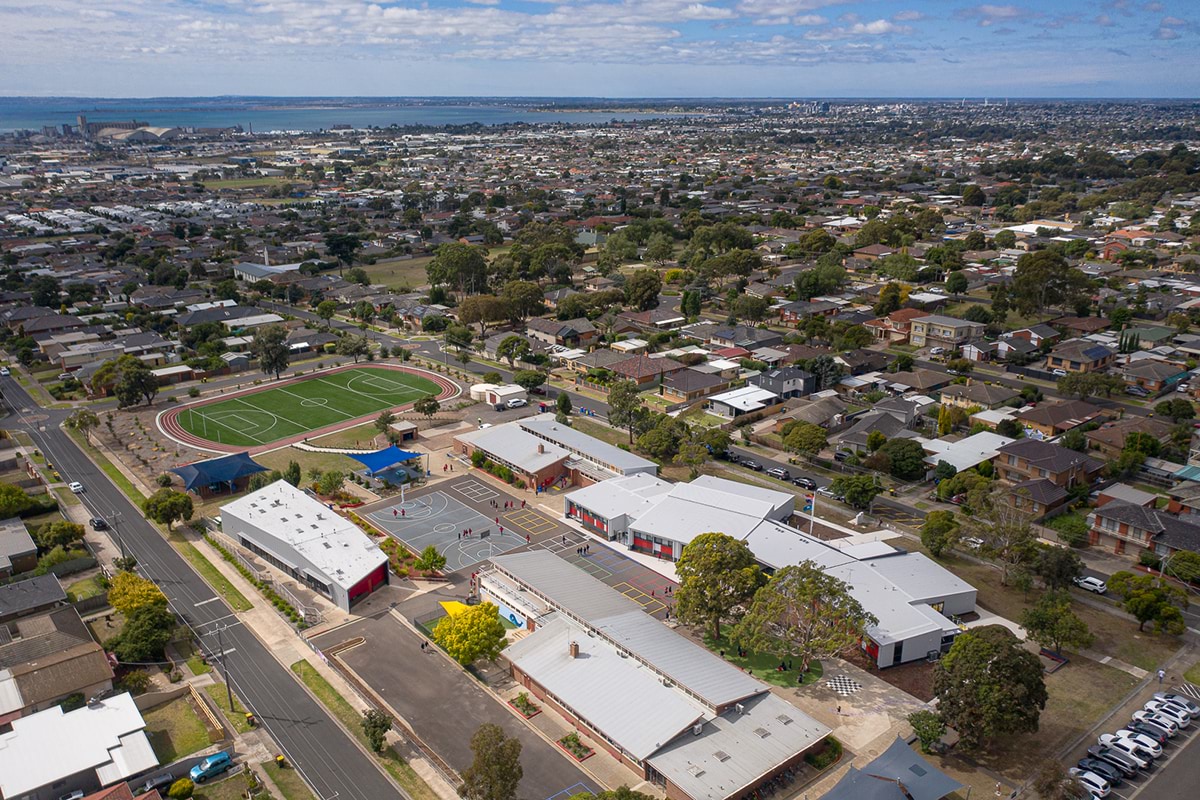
[172,451,267,492]
[348,445,422,476]
[820,737,963,800]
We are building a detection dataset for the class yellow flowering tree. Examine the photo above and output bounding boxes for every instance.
[432,603,507,665]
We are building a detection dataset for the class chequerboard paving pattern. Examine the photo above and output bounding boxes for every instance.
[826,675,863,696]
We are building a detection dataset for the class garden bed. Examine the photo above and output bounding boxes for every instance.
[557,732,594,762]
[804,737,843,771]
[508,692,541,719]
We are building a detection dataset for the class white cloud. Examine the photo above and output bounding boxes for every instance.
[893,10,924,22]
[464,0,502,6]
[1154,26,1179,39]
[956,4,1029,27]
[805,17,911,40]
[1094,13,1112,26]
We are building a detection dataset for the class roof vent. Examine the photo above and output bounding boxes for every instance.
[713,750,730,761]
[754,727,770,739]
[777,714,793,725]
[692,724,703,736]
[735,703,745,714]
[687,765,705,778]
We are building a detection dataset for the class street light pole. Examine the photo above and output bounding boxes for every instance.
[109,510,126,560]
[216,624,234,712]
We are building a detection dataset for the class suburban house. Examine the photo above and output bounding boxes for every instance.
[0,607,114,723]
[526,317,597,348]
[1119,360,1190,393]
[1087,501,1200,558]
[885,369,953,394]
[707,325,784,350]
[778,299,840,325]
[996,337,1039,362]
[609,354,687,388]
[939,383,1020,410]
[0,574,68,625]
[1006,324,1061,348]
[706,385,783,419]
[864,308,928,345]
[1085,416,1175,459]
[0,517,38,578]
[220,480,389,612]
[659,369,730,403]
[1015,400,1111,439]
[748,367,814,400]
[995,439,1104,489]
[835,412,917,455]
[1045,339,1116,373]
[773,395,848,431]
[852,243,897,261]
[961,341,998,362]
[908,315,986,349]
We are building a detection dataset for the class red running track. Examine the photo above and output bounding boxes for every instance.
[157,364,461,455]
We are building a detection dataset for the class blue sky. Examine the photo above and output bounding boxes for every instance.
[0,0,1195,97]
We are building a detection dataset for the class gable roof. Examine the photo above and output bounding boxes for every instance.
[996,439,1103,474]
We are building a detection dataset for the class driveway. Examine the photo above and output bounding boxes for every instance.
[311,614,598,800]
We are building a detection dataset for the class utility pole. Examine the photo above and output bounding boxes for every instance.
[216,623,234,712]
[109,510,126,560]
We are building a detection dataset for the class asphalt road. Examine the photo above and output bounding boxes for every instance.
[1131,720,1200,799]
[0,376,405,800]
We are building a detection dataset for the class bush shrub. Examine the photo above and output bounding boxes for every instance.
[117,669,152,695]
[187,387,200,398]
[805,737,843,770]
[156,473,173,487]
[167,777,194,799]
[1139,549,1162,569]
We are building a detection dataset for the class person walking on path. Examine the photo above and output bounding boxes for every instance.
[1158,668,1166,684]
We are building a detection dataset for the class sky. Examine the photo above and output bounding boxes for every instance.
[0,0,1196,98]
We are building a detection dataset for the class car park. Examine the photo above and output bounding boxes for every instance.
[68,482,84,494]
[1131,710,1178,737]
[1075,758,1125,786]
[1073,575,1108,594]
[1067,768,1111,798]
[1153,692,1200,717]
[1097,735,1155,767]
[766,467,790,481]
[1112,729,1163,757]
[1144,699,1192,727]
[190,752,233,783]
[1086,745,1142,778]
[791,476,817,490]
[89,518,108,531]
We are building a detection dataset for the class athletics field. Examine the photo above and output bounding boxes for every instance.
[159,365,456,451]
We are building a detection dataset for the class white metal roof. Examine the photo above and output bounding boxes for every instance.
[920,431,1014,473]
[518,415,657,474]
[454,424,570,473]
[565,473,674,520]
[826,559,963,646]
[0,692,157,797]
[221,481,387,589]
[708,385,779,412]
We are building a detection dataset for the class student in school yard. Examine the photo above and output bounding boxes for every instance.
[526,534,531,543]
[393,509,397,518]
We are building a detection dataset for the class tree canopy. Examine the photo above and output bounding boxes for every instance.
[142,488,194,530]
[674,533,765,640]
[458,723,522,800]
[432,602,508,665]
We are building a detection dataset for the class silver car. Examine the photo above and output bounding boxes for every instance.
[1153,692,1200,717]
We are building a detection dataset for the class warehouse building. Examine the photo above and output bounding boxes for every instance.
[220,481,388,612]
[482,551,830,800]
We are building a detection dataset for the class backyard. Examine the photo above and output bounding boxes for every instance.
[142,695,215,763]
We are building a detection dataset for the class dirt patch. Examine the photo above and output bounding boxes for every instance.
[844,647,936,702]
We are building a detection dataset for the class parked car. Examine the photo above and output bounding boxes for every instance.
[833,450,853,462]
[1075,758,1125,786]
[133,771,176,796]
[1124,720,1169,746]
[0,367,9,376]
[741,459,763,472]
[962,536,984,550]
[1144,699,1192,727]
[1111,729,1163,757]
[190,752,233,783]
[816,486,837,499]
[1073,575,1108,594]
[792,476,817,490]
[1153,692,1200,717]
[1131,709,1178,737]
[1085,745,1141,778]
[1067,768,1111,798]
[89,518,108,531]
[506,398,528,408]
[68,482,84,494]
[1097,735,1155,767]
[1052,368,1068,377]
[1126,385,1150,397]
[57,792,85,800]
[766,467,790,481]
[1178,383,1190,393]
[929,347,945,355]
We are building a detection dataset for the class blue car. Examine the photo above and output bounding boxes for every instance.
[189,752,233,783]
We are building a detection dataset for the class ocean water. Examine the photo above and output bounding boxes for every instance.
[0,96,680,133]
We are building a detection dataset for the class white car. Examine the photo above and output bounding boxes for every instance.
[929,347,945,355]
[1096,735,1154,768]
[1073,576,1108,594]
[1153,692,1200,717]
[1131,709,1179,737]
[506,398,528,409]
[1178,383,1190,393]
[68,482,84,494]
[962,536,985,550]
[0,367,9,376]
[1068,768,1111,798]
[1111,730,1162,758]
[1145,699,1192,727]
[1052,368,1068,377]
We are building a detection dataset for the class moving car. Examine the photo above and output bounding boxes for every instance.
[1072,575,1108,594]
[1085,745,1141,778]
[1153,692,1200,717]
[89,518,108,531]
[68,482,84,494]
[506,398,528,409]
[1074,758,1125,786]
[1067,768,1110,798]
[190,752,233,783]
[791,476,817,490]
[766,467,790,481]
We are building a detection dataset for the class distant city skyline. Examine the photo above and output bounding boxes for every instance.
[1,0,1196,98]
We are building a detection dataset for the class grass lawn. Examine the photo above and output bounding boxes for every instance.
[173,536,254,612]
[203,176,291,190]
[572,418,628,448]
[203,682,254,734]
[308,421,384,450]
[66,574,108,601]
[254,447,359,477]
[262,760,316,800]
[359,255,434,291]
[702,633,824,687]
[289,661,438,800]
[195,771,276,800]
[54,486,81,507]
[176,367,441,448]
[1185,661,1200,685]
[89,611,125,647]
[143,696,213,763]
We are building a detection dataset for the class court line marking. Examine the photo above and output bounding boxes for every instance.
[275,385,357,420]
[181,405,267,444]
